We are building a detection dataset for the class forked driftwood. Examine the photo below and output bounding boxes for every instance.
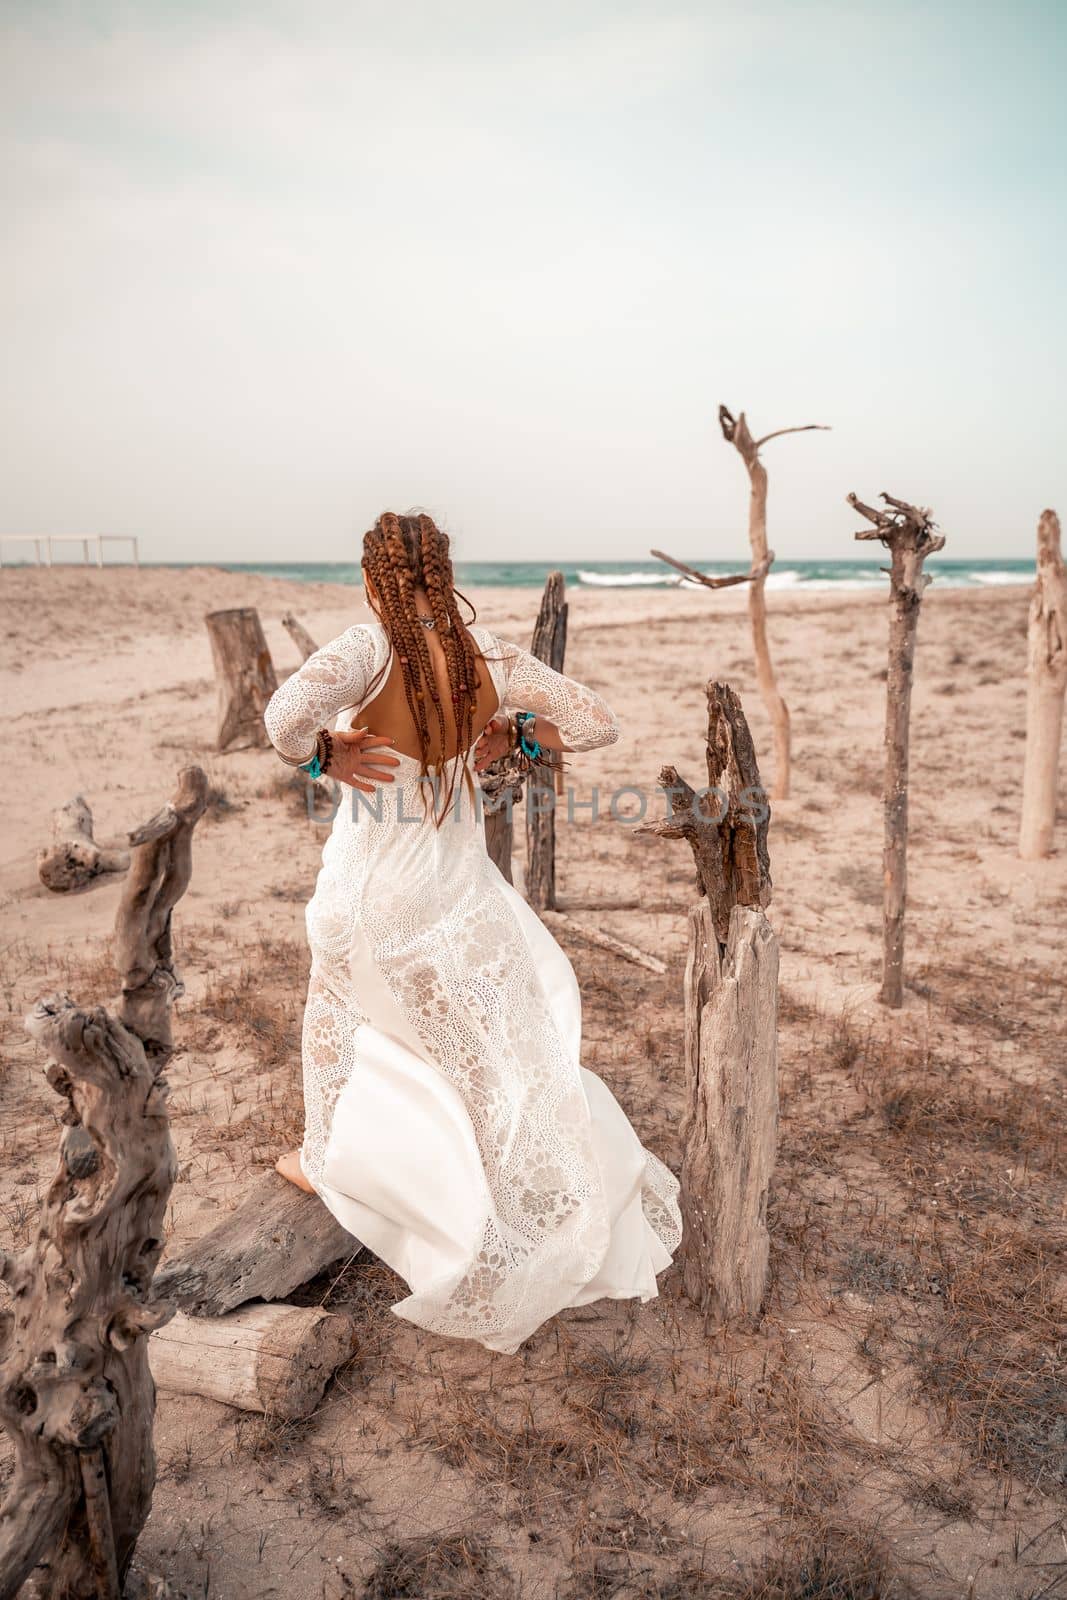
[281,611,320,663]
[37,795,131,893]
[0,766,207,1600]
[1020,509,1066,859]
[205,606,278,752]
[641,685,778,1322]
[719,405,830,799]
[849,490,945,1008]
[638,682,771,945]
[649,549,773,592]
[526,571,568,911]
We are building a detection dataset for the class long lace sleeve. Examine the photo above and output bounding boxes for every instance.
[491,636,620,752]
[263,624,379,761]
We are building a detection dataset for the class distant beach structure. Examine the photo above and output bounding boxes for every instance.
[0,534,139,567]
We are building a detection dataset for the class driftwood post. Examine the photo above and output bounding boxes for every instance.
[638,684,777,1321]
[480,572,567,888]
[1020,509,1066,859]
[849,491,945,1008]
[525,571,568,911]
[205,607,278,752]
[281,611,320,663]
[718,406,829,801]
[0,767,207,1600]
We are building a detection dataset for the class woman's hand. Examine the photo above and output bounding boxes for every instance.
[327,727,401,791]
[473,713,512,773]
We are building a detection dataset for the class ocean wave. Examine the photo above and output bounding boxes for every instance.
[967,570,1031,586]
[576,569,683,587]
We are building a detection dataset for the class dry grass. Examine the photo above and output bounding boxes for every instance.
[197,952,303,1071]
[362,1531,510,1599]
[558,1521,915,1600]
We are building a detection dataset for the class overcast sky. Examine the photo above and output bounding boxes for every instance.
[2,1,1064,564]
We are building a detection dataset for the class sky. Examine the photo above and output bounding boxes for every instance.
[1,1,1065,564]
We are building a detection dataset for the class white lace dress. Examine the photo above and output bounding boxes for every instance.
[263,619,682,1355]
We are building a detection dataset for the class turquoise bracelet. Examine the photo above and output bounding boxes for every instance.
[517,712,542,760]
[300,753,323,779]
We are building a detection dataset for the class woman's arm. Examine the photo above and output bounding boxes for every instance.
[491,638,620,752]
[263,624,399,789]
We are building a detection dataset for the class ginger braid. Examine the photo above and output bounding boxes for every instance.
[417,515,481,805]
[360,512,482,824]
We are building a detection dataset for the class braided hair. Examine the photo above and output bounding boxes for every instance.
[360,511,484,825]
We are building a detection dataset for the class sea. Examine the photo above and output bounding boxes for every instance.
[190,558,1033,592]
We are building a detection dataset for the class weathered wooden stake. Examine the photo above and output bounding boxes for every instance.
[206,607,278,752]
[525,571,568,911]
[849,491,945,1008]
[281,611,320,663]
[0,767,207,1600]
[719,405,829,800]
[1020,509,1066,860]
[37,795,131,893]
[639,683,777,1322]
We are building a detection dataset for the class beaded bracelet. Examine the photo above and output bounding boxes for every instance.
[291,727,333,780]
[515,711,541,761]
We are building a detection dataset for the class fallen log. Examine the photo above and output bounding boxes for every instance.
[149,1304,356,1419]
[37,795,130,892]
[205,606,277,752]
[541,910,667,975]
[154,1170,358,1317]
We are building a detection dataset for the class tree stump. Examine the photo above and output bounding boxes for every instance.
[639,684,777,1323]
[719,405,829,801]
[526,571,568,911]
[205,607,277,752]
[0,766,207,1600]
[678,902,778,1320]
[849,491,945,1008]
[1020,509,1066,859]
[37,796,130,893]
[149,1304,356,1419]
[281,612,320,663]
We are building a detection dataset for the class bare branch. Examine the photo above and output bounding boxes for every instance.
[650,549,774,590]
[753,424,831,449]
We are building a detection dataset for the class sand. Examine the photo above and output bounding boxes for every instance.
[0,565,1063,1599]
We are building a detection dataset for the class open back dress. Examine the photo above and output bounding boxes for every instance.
[264,618,683,1355]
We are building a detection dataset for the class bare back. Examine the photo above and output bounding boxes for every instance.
[357,621,500,764]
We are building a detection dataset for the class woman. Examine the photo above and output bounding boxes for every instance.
[263,511,682,1355]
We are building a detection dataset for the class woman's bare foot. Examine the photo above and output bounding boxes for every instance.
[275,1149,315,1193]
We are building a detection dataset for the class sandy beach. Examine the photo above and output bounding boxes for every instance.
[1,565,1063,1598]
